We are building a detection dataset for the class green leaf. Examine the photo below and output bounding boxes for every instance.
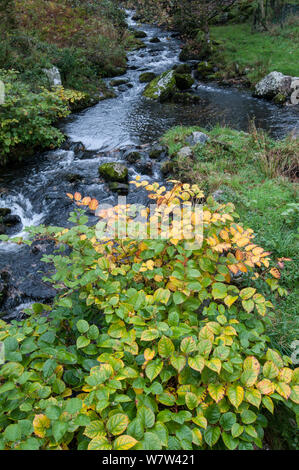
[106,413,129,436]
[53,421,68,443]
[212,283,227,300]
[204,426,221,447]
[219,412,237,431]
[170,353,186,372]
[4,424,21,442]
[158,336,175,358]
[76,319,89,334]
[137,407,155,429]
[141,329,159,341]
[65,398,82,415]
[241,410,257,424]
[222,431,239,450]
[185,392,198,410]
[231,423,244,438]
[188,355,205,372]
[173,291,187,305]
[76,336,90,349]
[180,336,197,354]
[145,360,163,382]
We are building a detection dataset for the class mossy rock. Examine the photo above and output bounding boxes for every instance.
[108,182,129,194]
[98,162,128,183]
[150,37,160,43]
[196,61,215,78]
[139,72,157,83]
[124,151,142,163]
[273,93,287,105]
[0,208,11,218]
[134,30,147,39]
[110,78,128,87]
[143,70,177,102]
[174,64,192,75]
[160,160,174,175]
[174,72,195,90]
[171,92,201,104]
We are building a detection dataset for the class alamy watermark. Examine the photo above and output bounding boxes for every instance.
[94,196,204,249]
[0,80,5,105]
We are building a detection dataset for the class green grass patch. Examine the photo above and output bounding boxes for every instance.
[210,18,299,84]
[161,125,299,355]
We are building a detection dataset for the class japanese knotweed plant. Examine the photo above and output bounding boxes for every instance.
[0,180,298,450]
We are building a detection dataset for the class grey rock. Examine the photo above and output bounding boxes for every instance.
[254,71,299,100]
[177,147,193,158]
[185,131,209,146]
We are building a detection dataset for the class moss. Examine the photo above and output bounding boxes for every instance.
[196,61,215,78]
[174,72,195,90]
[139,72,157,83]
[273,93,287,105]
[98,162,128,182]
[143,70,177,102]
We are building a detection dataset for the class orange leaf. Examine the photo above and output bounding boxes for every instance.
[66,193,74,200]
[89,198,99,211]
[74,192,82,201]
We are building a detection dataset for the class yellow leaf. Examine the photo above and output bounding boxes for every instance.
[113,435,138,450]
[33,414,50,438]
[257,379,275,395]
[208,383,225,403]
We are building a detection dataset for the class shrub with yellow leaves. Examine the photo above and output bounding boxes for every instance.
[0,179,297,450]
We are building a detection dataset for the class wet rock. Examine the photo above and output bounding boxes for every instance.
[171,92,201,104]
[160,160,174,176]
[134,30,147,39]
[0,208,11,217]
[174,64,192,75]
[98,162,128,183]
[124,150,142,163]
[143,70,177,102]
[139,72,157,83]
[150,37,160,43]
[70,141,86,158]
[174,72,195,91]
[149,144,167,160]
[254,71,299,101]
[65,173,84,183]
[118,85,128,92]
[110,78,129,87]
[195,61,215,79]
[177,147,193,158]
[0,224,6,235]
[3,214,21,226]
[135,160,153,176]
[185,131,209,146]
[108,182,129,194]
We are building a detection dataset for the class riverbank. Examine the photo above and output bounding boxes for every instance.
[160,125,299,357]
[127,1,299,92]
[0,1,141,166]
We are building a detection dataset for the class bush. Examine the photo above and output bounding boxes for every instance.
[0,70,90,165]
[0,180,298,450]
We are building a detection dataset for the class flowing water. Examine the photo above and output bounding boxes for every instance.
[0,10,298,318]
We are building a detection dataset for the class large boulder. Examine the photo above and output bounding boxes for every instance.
[139,72,157,83]
[254,71,299,102]
[98,163,128,183]
[174,72,195,90]
[143,70,177,102]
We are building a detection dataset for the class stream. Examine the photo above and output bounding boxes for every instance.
[0,10,298,319]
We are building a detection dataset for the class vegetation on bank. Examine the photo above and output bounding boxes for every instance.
[0,1,139,164]
[161,125,299,356]
[210,18,299,85]
[0,178,298,450]
[128,0,299,87]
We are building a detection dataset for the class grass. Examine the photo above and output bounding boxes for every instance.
[161,125,299,355]
[210,17,299,85]
[0,0,139,95]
